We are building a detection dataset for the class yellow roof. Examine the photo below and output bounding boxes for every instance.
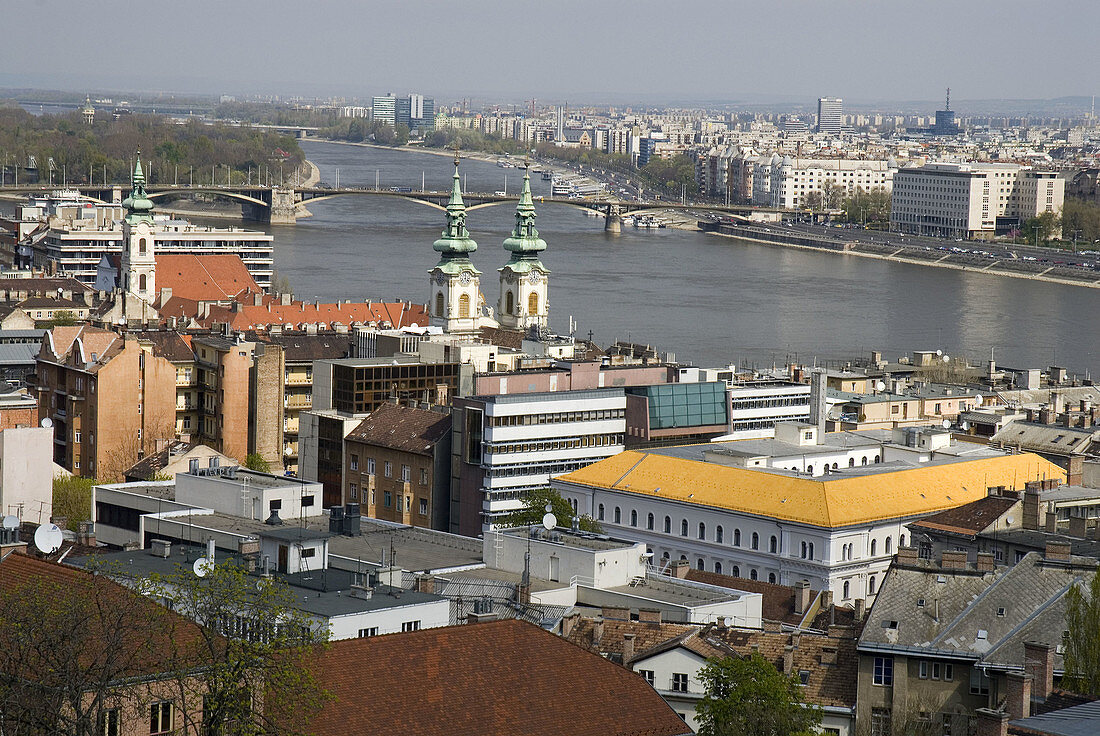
[556,451,1065,528]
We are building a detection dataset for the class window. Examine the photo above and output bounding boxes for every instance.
[869,575,877,595]
[870,539,877,556]
[138,273,147,292]
[401,620,422,632]
[970,667,990,695]
[420,468,428,486]
[716,525,723,543]
[664,516,672,533]
[647,513,654,530]
[808,542,814,559]
[349,482,358,501]
[873,656,894,686]
[734,529,741,547]
[639,669,655,687]
[100,708,120,736]
[750,569,758,581]
[919,660,929,679]
[505,290,515,314]
[597,504,605,521]
[458,293,471,318]
[672,673,689,692]
[680,519,688,537]
[358,627,379,638]
[732,565,740,577]
[870,708,892,736]
[751,532,759,550]
[843,580,850,599]
[614,507,622,524]
[301,495,314,508]
[367,458,376,475]
[384,491,392,507]
[350,454,359,471]
[419,498,428,516]
[401,464,411,482]
[698,522,706,540]
[435,292,444,317]
[798,670,811,686]
[384,461,392,478]
[697,558,705,570]
[714,561,723,574]
[770,535,778,553]
[768,573,777,584]
[528,292,539,315]
[150,702,173,735]
[885,536,893,554]
[630,510,638,527]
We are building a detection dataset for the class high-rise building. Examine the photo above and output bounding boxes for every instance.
[371,94,396,126]
[816,97,843,134]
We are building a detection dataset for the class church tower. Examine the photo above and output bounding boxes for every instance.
[429,156,483,334]
[497,163,549,331]
[120,153,156,301]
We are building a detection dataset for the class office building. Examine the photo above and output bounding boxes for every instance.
[817,97,843,134]
[751,155,896,209]
[395,94,435,133]
[371,94,396,127]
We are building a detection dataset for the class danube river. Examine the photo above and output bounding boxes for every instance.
[267,140,1099,376]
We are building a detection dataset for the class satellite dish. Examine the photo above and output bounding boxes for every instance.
[941,419,952,429]
[974,394,983,404]
[943,355,950,363]
[936,349,943,356]
[1005,516,1014,525]
[961,420,971,431]
[34,523,63,554]
[542,512,557,531]
[2,515,19,530]
[875,380,886,392]
[40,417,53,429]
[193,557,213,577]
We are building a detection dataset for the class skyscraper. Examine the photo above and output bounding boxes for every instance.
[817,97,843,134]
[372,94,396,126]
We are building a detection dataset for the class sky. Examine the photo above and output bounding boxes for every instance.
[3,0,1098,106]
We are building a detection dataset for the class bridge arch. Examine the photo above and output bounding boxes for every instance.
[146,188,267,207]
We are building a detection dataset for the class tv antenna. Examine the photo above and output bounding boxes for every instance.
[34,523,63,554]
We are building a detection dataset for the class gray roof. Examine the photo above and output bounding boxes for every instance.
[860,552,1096,672]
[996,386,1100,408]
[1010,700,1100,736]
[991,421,1100,455]
[0,343,39,365]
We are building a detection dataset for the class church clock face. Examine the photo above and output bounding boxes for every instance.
[527,271,542,285]
[459,271,473,286]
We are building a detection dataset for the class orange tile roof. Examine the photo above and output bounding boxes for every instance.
[155,254,260,301]
[311,619,690,736]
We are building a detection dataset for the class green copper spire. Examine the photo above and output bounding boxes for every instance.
[432,155,479,273]
[501,162,548,271]
[121,151,155,223]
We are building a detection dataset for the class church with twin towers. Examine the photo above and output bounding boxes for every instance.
[429,156,550,335]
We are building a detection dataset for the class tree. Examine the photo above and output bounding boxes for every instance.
[244,453,271,473]
[498,487,601,532]
[695,654,821,736]
[1061,199,1100,243]
[41,309,77,328]
[53,474,96,523]
[146,560,332,736]
[800,191,823,211]
[820,182,848,211]
[1024,210,1061,243]
[1063,567,1100,696]
[842,187,891,225]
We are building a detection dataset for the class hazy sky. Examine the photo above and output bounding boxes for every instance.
[4,0,1098,105]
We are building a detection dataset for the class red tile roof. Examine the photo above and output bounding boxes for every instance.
[311,619,691,736]
[908,495,1018,538]
[155,253,260,301]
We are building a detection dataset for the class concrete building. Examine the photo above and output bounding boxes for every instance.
[553,427,1064,603]
[817,97,843,134]
[751,155,896,209]
[451,388,627,535]
[371,94,396,127]
[890,162,1064,239]
[342,403,452,531]
[0,425,53,523]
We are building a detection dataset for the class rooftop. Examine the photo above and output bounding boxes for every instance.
[345,403,451,455]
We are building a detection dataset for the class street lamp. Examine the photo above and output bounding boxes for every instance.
[1032,225,1039,248]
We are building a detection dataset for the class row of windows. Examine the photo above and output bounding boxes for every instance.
[348,455,427,485]
[485,434,623,454]
[730,396,808,410]
[487,408,625,426]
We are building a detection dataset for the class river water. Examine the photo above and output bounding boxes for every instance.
[267,140,1098,376]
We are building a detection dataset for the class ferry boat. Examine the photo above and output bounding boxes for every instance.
[541,170,554,181]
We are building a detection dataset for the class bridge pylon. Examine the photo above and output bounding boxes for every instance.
[605,203,622,234]
[266,186,299,224]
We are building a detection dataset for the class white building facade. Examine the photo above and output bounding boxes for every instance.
[751,155,896,209]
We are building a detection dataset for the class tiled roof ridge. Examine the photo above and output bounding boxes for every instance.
[980,578,1081,664]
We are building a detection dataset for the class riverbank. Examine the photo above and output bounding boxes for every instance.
[712,227,1100,291]
[308,137,506,165]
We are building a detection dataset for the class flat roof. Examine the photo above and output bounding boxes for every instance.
[500,526,639,552]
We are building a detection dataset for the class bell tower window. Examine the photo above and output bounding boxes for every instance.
[435,292,444,317]
[138,237,147,255]
[458,293,470,319]
[505,291,515,314]
[528,292,539,315]
[138,274,147,292]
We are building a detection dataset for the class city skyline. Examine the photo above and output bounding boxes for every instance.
[3,0,1098,103]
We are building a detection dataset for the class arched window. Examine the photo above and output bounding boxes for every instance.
[806,465,814,475]
[849,457,855,467]
[768,573,777,584]
[597,504,605,521]
[505,290,515,314]
[664,516,672,534]
[138,237,147,254]
[715,561,723,574]
[874,455,882,463]
[870,539,877,556]
[614,507,621,524]
[715,525,724,544]
[679,555,688,563]
[435,292,445,317]
[681,519,688,537]
[732,565,740,578]
[885,537,893,554]
[138,273,147,292]
[750,569,759,581]
[698,522,706,540]
[843,580,850,599]
[801,541,808,559]
[733,529,741,547]
[832,462,839,470]
[630,509,638,527]
[861,456,869,466]
[808,542,815,559]
[769,535,778,553]
[697,558,705,571]
[458,293,471,318]
[899,534,907,548]
[869,575,877,595]
[751,532,759,550]
[647,513,654,530]
[528,291,539,315]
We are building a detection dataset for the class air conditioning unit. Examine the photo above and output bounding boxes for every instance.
[150,539,172,558]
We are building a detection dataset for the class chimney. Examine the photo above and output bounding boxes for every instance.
[670,559,690,578]
[1024,641,1054,700]
[1022,489,1041,530]
[1069,515,1087,539]
[415,574,435,594]
[794,580,812,615]
[561,612,580,637]
[593,616,605,646]
[976,552,995,572]
[1044,541,1071,561]
[601,605,630,621]
[1005,671,1032,720]
[854,598,866,622]
[896,546,919,566]
[820,589,834,609]
[782,644,794,674]
[622,633,635,663]
[974,708,1008,736]
[809,368,827,438]
[941,550,968,569]
[515,581,530,605]
[638,608,662,625]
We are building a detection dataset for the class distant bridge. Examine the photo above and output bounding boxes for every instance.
[0,184,786,230]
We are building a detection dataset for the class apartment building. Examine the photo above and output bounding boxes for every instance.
[451,388,627,536]
[36,326,176,480]
[890,162,1064,239]
[342,403,452,530]
[751,155,896,209]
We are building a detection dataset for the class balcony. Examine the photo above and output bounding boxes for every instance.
[284,373,313,386]
[284,397,312,410]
